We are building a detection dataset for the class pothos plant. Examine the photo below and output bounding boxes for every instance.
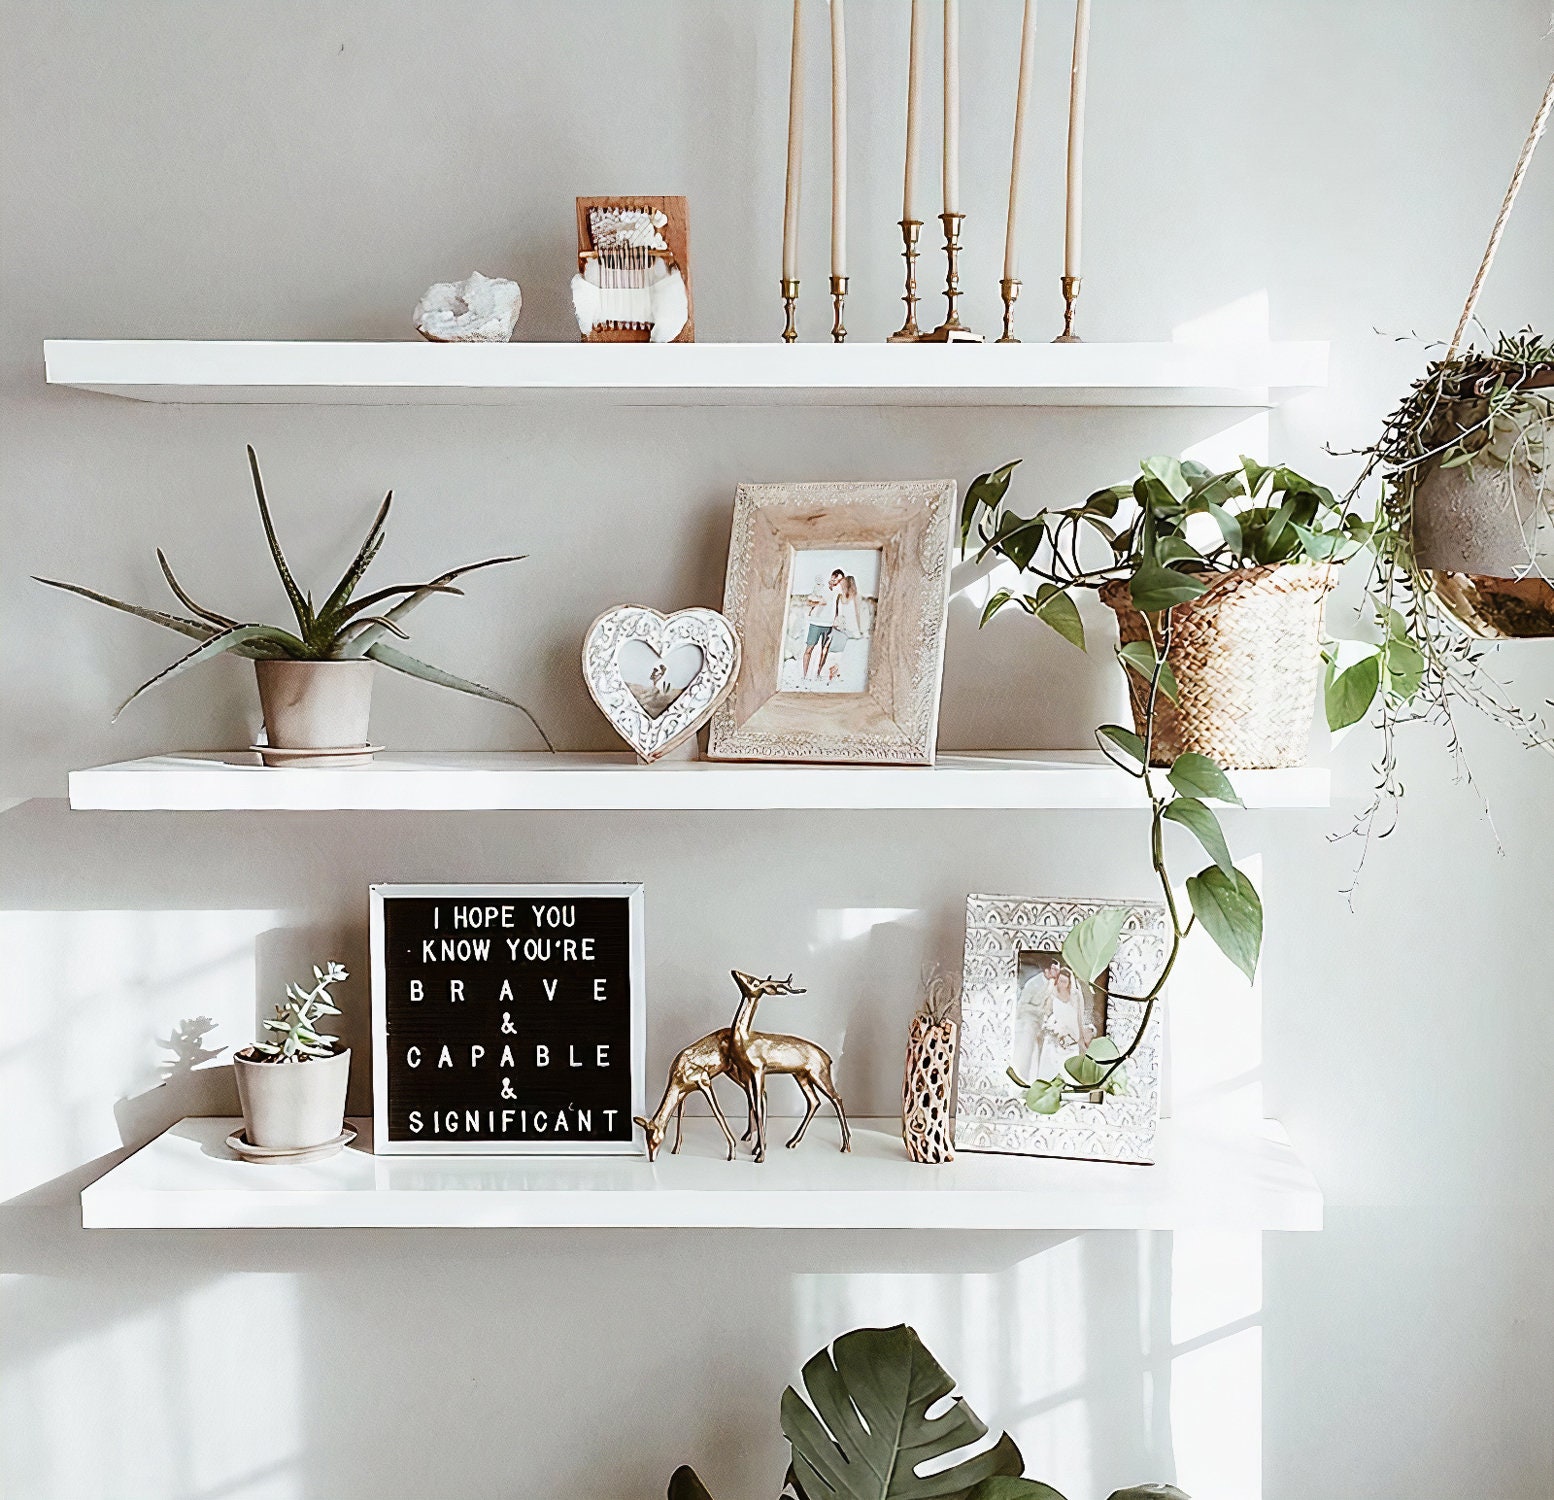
[963,455,1380,1112]
[36,445,552,745]
[1327,328,1554,867]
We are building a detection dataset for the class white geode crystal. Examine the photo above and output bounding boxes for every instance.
[414,272,521,342]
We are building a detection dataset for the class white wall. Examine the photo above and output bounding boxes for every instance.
[2,4,1551,1498]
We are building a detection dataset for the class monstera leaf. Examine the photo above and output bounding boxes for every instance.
[780,1325,1023,1500]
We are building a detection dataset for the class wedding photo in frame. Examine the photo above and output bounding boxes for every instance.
[706,480,956,764]
[955,894,1169,1164]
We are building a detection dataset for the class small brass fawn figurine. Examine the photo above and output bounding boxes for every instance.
[634,1028,750,1162]
[726,970,851,1163]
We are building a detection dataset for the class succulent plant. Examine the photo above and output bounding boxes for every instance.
[251,962,347,1062]
[36,445,551,746]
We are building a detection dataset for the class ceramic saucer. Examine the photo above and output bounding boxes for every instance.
[226,1125,358,1164]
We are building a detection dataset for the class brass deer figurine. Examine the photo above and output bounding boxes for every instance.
[726,970,851,1163]
[634,1029,747,1162]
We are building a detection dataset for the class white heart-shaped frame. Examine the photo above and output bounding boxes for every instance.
[583,606,741,762]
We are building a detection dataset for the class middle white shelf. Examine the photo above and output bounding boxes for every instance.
[67,749,1331,812]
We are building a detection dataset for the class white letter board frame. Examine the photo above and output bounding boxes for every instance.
[370,882,646,1156]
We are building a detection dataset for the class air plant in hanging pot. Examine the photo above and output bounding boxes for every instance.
[36,446,551,764]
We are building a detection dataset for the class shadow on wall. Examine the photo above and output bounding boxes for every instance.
[0,1217,1262,1500]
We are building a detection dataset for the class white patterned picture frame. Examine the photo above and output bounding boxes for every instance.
[955,893,1169,1164]
[582,605,740,763]
[706,480,956,764]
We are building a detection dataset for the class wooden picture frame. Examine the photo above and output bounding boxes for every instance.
[706,480,956,764]
[954,894,1167,1164]
[370,883,646,1156]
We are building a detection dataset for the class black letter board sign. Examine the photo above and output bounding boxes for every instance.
[370,884,645,1155]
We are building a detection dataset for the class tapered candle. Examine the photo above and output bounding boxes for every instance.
[903,0,926,222]
[1003,0,1039,281]
[942,0,960,215]
[830,0,847,278]
[782,0,805,283]
[1063,0,1092,279]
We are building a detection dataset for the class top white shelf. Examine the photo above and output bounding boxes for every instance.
[67,750,1331,812]
[43,339,1328,408]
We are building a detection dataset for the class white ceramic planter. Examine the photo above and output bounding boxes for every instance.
[234,1047,350,1150]
[255,659,375,749]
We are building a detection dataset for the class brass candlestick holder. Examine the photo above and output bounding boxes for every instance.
[887,218,924,342]
[1053,274,1082,343]
[997,277,1021,342]
[780,277,799,343]
[921,212,983,343]
[830,274,849,343]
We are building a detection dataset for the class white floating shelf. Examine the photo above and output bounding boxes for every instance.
[68,750,1330,812]
[81,1116,1322,1230]
[43,339,1327,408]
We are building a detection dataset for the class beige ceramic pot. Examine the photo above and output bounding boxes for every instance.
[233,1047,350,1150]
[254,659,376,749]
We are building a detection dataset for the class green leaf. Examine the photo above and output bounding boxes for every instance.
[1098,723,1146,766]
[340,555,528,656]
[1167,752,1243,806]
[1062,907,1129,983]
[1186,865,1263,982]
[1084,485,1130,520]
[1031,587,1085,651]
[961,461,1021,542]
[965,1479,1068,1500]
[1024,1079,1067,1115]
[1154,536,1205,569]
[1205,501,1244,556]
[1325,652,1381,731]
[1064,1053,1103,1087]
[364,642,554,751]
[1383,640,1425,702]
[983,511,1046,572]
[1117,641,1180,703]
[1128,560,1207,614]
[247,446,312,635]
[1085,1034,1121,1063]
[667,1467,716,1500]
[1141,456,1190,502]
[781,1325,1024,1500]
[317,494,394,627]
[979,589,1014,627]
[114,623,303,719]
[1240,456,1272,496]
[155,551,239,629]
[1162,797,1235,875]
[36,577,222,645]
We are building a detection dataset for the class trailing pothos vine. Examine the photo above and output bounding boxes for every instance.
[964,455,1373,1113]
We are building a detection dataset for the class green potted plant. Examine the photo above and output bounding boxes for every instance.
[964,455,1372,770]
[233,961,351,1153]
[961,455,1385,1114]
[667,1323,1186,1500]
[37,446,551,763]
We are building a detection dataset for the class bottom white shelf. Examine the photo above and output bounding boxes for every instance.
[81,1116,1322,1231]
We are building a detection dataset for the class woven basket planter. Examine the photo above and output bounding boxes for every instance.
[1100,564,1336,769]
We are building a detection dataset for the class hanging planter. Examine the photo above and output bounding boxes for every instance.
[1395,360,1553,639]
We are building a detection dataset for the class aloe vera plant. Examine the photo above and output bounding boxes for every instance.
[36,445,551,746]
